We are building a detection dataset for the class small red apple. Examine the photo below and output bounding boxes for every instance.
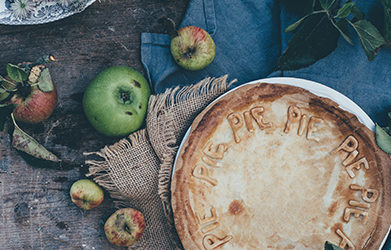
[104,208,146,247]
[10,84,57,124]
[70,179,104,210]
[170,26,216,71]
[3,64,58,124]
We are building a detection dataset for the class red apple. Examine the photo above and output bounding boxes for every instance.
[10,84,57,124]
[70,179,104,210]
[104,208,146,247]
[170,26,216,71]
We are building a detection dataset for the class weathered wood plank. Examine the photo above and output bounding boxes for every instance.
[0,0,188,249]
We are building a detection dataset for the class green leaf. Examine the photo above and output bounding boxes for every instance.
[336,2,355,18]
[376,124,391,154]
[349,20,386,60]
[384,126,391,134]
[351,5,365,20]
[0,88,10,102]
[380,0,391,42]
[320,0,336,10]
[37,68,54,92]
[332,19,354,45]
[0,75,17,91]
[0,104,16,131]
[11,114,60,162]
[285,10,327,33]
[278,13,340,71]
[311,0,316,11]
[325,241,343,250]
[6,64,28,83]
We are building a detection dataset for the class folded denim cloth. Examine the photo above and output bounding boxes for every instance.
[141,0,391,248]
[141,0,280,93]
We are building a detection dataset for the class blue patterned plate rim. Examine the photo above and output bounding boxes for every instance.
[0,0,96,25]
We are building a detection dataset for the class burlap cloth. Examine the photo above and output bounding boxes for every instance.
[85,75,235,249]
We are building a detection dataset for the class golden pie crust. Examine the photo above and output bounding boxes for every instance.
[171,82,391,250]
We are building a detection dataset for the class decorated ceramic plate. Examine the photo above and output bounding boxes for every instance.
[172,77,391,249]
[0,0,96,25]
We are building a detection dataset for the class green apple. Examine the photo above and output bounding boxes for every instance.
[70,179,104,210]
[104,208,146,247]
[83,66,150,137]
[170,26,216,71]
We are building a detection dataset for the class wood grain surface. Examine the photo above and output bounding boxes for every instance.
[0,1,188,249]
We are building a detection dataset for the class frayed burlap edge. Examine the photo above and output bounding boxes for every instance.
[154,76,236,212]
[147,75,235,159]
[84,129,149,208]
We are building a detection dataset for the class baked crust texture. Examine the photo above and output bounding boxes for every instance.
[171,82,391,250]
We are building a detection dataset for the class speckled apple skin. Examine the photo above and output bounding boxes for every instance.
[82,66,150,137]
[70,179,104,210]
[104,208,146,247]
[11,85,57,124]
[170,26,216,71]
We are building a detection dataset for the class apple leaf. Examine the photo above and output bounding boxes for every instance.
[0,87,10,102]
[380,0,391,42]
[336,2,355,19]
[285,15,311,33]
[0,75,17,91]
[332,19,354,45]
[376,124,391,154]
[11,114,60,162]
[285,10,326,33]
[324,241,343,250]
[37,68,54,93]
[349,20,386,61]
[0,104,16,131]
[6,64,28,83]
[278,13,340,71]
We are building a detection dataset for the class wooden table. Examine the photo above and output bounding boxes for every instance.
[0,1,188,248]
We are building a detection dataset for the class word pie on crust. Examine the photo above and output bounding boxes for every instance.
[171,82,391,250]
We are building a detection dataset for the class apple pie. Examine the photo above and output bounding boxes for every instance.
[171,82,391,249]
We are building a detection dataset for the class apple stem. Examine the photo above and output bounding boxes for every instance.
[158,17,178,37]
[120,91,131,104]
[10,113,18,128]
[124,223,132,234]
[18,54,56,72]
[18,82,32,98]
[49,55,56,62]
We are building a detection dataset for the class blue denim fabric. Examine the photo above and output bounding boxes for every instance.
[141,1,391,248]
[141,0,280,93]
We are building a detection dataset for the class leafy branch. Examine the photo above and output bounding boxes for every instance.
[278,0,391,70]
[0,56,59,164]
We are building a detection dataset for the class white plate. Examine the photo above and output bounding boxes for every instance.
[172,77,389,249]
[0,0,95,25]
